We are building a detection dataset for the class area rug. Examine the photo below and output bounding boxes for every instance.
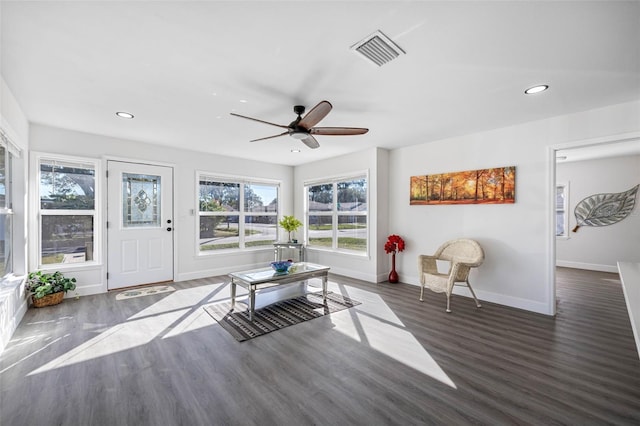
[203,292,361,342]
[115,285,176,300]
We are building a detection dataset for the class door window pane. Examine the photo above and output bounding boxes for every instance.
[123,173,161,227]
[40,162,95,210]
[41,215,94,264]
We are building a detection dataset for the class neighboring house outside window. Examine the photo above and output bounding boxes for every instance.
[37,156,98,267]
[198,174,279,252]
[305,174,368,255]
[556,182,569,238]
[0,145,13,277]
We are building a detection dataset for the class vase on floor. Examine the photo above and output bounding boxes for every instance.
[389,253,399,283]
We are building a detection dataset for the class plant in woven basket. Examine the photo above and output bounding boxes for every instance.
[27,271,77,305]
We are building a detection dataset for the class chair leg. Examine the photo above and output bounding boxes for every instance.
[446,293,451,313]
[419,283,424,302]
[467,280,482,308]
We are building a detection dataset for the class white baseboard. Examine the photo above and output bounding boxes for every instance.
[402,276,553,315]
[176,261,262,282]
[556,260,618,273]
[326,266,378,283]
[71,282,107,297]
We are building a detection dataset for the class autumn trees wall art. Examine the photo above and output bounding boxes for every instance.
[410,166,516,205]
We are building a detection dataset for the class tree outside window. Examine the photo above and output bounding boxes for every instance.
[198,177,278,252]
[39,159,96,265]
[306,176,367,254]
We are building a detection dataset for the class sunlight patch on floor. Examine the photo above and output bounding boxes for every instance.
[27,283,225,376]
[330,285,457,389]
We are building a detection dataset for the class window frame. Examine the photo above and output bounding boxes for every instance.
[0,144,13,278]
[34,153,101,269]
[556,181,570,239]
[196,172,280,254]
[304,172,369,256]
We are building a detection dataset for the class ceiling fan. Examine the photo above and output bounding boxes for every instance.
[230,100,368,149]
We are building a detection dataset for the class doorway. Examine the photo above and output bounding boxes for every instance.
[107,161,174,290]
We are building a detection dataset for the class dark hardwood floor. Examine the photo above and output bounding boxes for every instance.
[1,267,639,425]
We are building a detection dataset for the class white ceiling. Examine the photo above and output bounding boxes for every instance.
[2,1,639,166]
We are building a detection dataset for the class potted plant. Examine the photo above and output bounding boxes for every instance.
[26,270,77,308]
[278,215,303,243]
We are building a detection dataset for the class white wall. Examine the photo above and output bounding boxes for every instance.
[29,123,293,294]
[556,154,640,272]
[18,99,640,319]
[293,147,389,282]
[0,76,30,353]
[389,100,640,315]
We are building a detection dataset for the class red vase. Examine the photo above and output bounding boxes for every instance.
[389,253,399,283]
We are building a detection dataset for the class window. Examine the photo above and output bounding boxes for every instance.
[306,175,368,254]
[0,145,13,277]
[556,183,569,237]
[38,157,97,266]
[198,175,278,252]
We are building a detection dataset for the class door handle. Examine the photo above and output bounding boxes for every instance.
[167,227,173,231]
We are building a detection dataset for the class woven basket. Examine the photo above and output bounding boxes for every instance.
[32,291,64,308]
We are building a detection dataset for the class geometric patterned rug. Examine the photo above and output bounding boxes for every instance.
[203,292,361,342]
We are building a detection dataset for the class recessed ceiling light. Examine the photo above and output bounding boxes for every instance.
[291,149,301,153]
[116,111,134,119]
[239,99,248,103]
[524,85,549,95]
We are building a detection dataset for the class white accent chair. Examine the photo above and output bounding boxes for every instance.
[418,239,484,313]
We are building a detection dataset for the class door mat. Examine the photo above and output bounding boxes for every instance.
[115,285,176,300]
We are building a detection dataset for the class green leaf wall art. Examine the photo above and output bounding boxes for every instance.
[572,184,639,232]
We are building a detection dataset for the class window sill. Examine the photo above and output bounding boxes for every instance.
[306,246,369,259]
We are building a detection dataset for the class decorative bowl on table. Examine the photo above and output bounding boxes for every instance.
[270,260,293,273]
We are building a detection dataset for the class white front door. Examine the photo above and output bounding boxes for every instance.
[107,161,174,290]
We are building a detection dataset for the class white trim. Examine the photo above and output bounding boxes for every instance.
[0,127,23,158]
[197,170,282,186]
[195,171,282,254]
[555,181,570,238]
[547,146,557,316]
[552,131,640,151]
[29,152,102,271]
[549,131,640,317]
[304,172,369,256]
[556,260,619,273]
[303,169,369,186]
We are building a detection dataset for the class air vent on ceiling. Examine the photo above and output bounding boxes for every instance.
[351,30,405,67]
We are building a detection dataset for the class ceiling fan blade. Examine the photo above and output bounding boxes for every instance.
[230,113,289,129]
[298,100,332,129]
[310,127,369,136]
[249,131,289,142]
[301,135,320,149]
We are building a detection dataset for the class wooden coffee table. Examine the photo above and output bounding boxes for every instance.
[228,262,330,320]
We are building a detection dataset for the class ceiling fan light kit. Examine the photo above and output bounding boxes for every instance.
[230,100,368,149]
[525,84,549,95]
